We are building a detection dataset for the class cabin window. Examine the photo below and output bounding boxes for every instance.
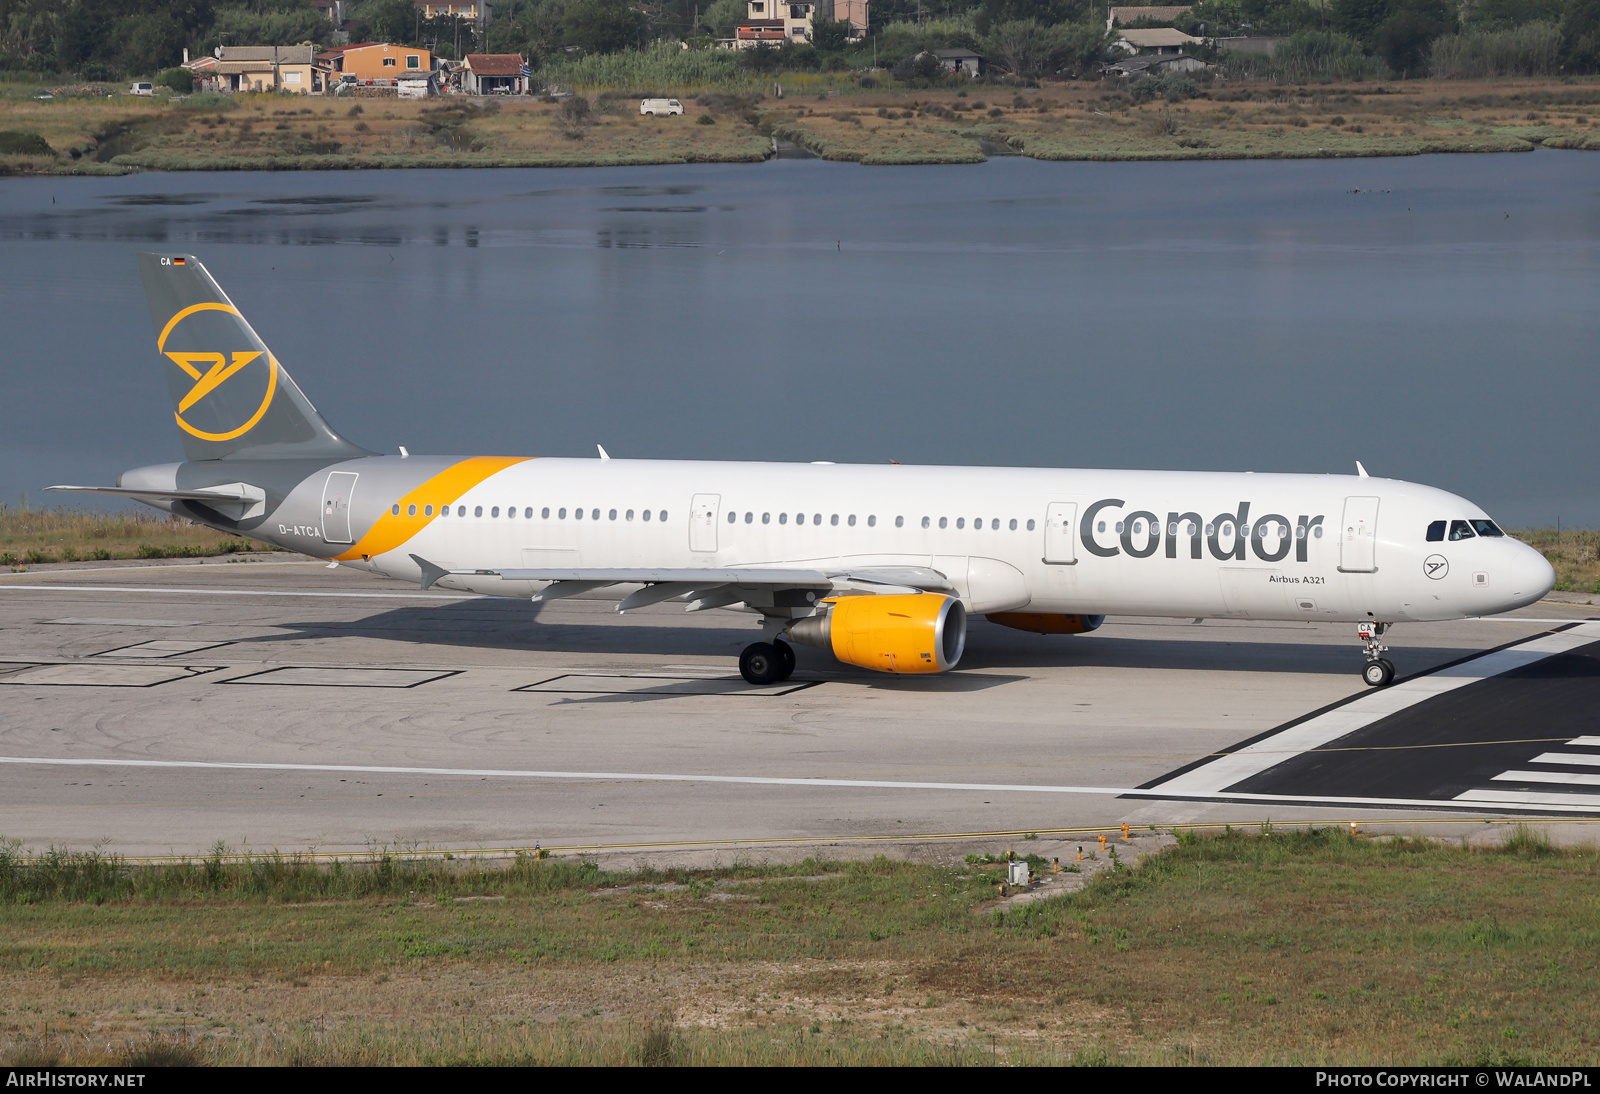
[507,507,516,519]
[1205,523,1214,535]
[558,508,567,519]
[1426,520,1445,542]
[491,507,499,517]
[1009,519,1017,530]
[744,512,753,523]
[868,515,876,527]
[956,518,965,529]
[1449,520,1475,541]
[575,507,583,519]
[727,511,736,523]
[643,509,652,521]
[1470,519,1504,537]
[920,516,928,529]
[938,517,948,529]
[896,516,905,528]
[1313,526,1323,537]
[659,511,668,521]
[626,509,634,521]
[472,505,482,517]
[796,513,805,525]
[542,507,550,519]
[848,515,856,527]
[424,505,434,516]
[812,513,821,525]
[1115,522,1124,534]
[392,504,400,515]
[1026,519,1035,531]
[440,506,448,518]
[457,506,466,517]
[1098,522,1106,533]
[779,512,788,525]
[609,509,617,521]
[830,514,839,526]
[762,513,771,524]
[991,518,999,530]
[1295,525,1306,539]
[1186,522,1197,536]
[591,509,600,520]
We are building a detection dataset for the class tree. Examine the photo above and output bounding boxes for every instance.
[563,0,645,52]
[810,12,851,50]
[973,0,1088,34]
[983,19,1072,76]
[1562,0,1600,69]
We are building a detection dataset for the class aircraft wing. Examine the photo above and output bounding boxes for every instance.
[408,555,956,608]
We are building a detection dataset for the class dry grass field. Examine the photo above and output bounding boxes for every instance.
[0,506,271,565]
[1,76,1596,173]
[0,828,1596,1066]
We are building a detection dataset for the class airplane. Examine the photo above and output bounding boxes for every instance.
[50,254,1556,688]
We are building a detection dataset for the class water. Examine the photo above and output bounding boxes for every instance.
[2,151,1597,526]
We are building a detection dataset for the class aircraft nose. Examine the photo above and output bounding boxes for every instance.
[1506,542,1556,609]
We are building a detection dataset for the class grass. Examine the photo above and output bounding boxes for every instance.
[0,76,1596,173]
[1510,528,1600,595]
[1,827,1597,1065]
[0,505,274,565]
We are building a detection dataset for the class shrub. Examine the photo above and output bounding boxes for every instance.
[0,130,53,155]
[1128,74,1200,103]
[155,67,192,93]
[696,112,715,124]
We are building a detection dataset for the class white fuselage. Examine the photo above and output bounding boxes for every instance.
[325,459,1554,624]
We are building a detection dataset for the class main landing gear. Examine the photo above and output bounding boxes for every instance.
[1359,621,1395,687]
[739,639,796,685]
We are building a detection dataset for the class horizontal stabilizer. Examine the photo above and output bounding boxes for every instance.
[47,483,267,521]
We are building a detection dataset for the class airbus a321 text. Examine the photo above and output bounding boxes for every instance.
[51,255,1556,688]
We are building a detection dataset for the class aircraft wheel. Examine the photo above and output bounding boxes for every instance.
[1362,659,1395,688]
[773,639,796,682]
[740,642,783,685]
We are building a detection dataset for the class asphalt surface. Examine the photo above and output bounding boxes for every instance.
[1,555,1597,858]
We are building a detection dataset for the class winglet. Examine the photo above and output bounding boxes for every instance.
[410,554,451,592]
[1355,461,1369,478]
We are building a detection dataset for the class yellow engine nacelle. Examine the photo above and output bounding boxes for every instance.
[787,594,966,674]
[985,612,1105,635]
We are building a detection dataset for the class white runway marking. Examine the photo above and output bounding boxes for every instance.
[1567,736,1600,748]
[1528,752,1600,768]
[1,756,1595,813]
[1493,770,1600,787]
[0,584,480,601]
[1456,788,1600,809]
[1151,622,1600,796]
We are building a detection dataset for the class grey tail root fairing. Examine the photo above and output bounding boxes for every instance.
[137,252,370,463]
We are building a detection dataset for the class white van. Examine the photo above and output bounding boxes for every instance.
[640,98,683,116]
[128,82,155,96]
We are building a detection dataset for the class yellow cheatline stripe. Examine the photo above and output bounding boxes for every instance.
[334,455,533,562]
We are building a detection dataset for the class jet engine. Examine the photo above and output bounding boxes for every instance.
[787,594,966,674]
[985,612,1105,635]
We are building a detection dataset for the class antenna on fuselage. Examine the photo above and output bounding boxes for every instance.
[597,445,611,460]
[1355,461,1370,478]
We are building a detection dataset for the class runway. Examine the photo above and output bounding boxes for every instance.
[1,556,1597,857]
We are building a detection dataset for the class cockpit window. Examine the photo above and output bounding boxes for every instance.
[1426,520,1446,542]
[1470,519,1505,537]
[1448,520,1476,541]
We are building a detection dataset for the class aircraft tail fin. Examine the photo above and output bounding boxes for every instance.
[137,253,370,462]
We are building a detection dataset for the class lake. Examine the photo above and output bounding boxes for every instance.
[1,150,1596,526]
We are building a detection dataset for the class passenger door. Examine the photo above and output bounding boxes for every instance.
[321,471,358,544]
[1042,502,1077,565]
[1338,496,1380,573]
[689,494,720,553]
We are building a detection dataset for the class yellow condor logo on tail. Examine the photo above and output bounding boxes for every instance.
[157,303,278,442]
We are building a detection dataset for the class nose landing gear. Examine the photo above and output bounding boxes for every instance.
[1359,622,1395,687]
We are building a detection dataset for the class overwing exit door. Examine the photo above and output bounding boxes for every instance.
[690,494,720,553]
[321,471,358,544]
[1338,496,1380,573]
[1043,502,1077,564]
